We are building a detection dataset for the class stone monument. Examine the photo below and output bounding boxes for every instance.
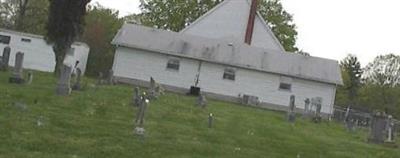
[287,95,296,123]
[9,52,25,84]
[72,68,82,90]
[0,46,10,71]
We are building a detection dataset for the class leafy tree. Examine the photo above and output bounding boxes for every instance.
[82,3,123,76]
[361,54,400,113]
[138,0,298,52]
[337,54,362,106]
[46,0,91,75]
[0,0,49,34]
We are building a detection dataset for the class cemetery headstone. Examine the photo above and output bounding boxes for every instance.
[303,98,310,117]
[9,52,25,84]
[197,93,207,108]
[148,77,157,99]
[208,113,213,128]
[108,69,115,85]
[135,93,149,127]
[27,71,33,85]
[312,97,322,123]
[287,95,296,123]
[0,46,10,71]
[368,112,387,144]
[72,68,82,90]
[97,72,104,85]
[386,115,395,143]
[56,65,72,96]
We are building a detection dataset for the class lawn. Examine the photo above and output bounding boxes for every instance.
[0,71,399,158]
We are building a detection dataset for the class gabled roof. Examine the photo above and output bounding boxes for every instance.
[180,0,285,52]
[112,24,343,85]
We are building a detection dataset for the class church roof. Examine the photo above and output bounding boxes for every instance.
[112,24,343,85]
[180,0,285,52]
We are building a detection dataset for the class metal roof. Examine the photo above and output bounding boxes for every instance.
[112,24,343,85]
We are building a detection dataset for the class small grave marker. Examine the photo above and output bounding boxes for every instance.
[287,95,296,123]
[0,46,10,71]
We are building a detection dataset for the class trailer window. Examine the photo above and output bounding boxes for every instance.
[21,38,31,43]
[0,35,11,44]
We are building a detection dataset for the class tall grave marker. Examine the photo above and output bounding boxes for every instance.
[9,52,25,84]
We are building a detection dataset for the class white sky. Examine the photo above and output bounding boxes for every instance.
[91,0,400,66]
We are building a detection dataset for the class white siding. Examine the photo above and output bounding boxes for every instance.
[113,47,337,114]
[113,47,199,89]
[0,30,90,74]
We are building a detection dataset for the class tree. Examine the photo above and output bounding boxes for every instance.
[0,0,49,35]
[337,54,362,106]
[138,0,298,52]
[46,0,91,75]
[362,54,400,112]
[82,3,123,76]
[258,0,298,52]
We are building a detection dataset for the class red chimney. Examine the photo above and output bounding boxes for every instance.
[245,0,258,45]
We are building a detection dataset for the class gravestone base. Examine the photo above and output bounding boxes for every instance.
[9,77,25,84]
[56,84,71,96]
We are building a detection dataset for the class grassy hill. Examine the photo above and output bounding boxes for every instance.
[0,71,399,158]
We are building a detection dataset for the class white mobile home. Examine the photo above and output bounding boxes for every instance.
[111,0,343,115]
[0,29,90,74]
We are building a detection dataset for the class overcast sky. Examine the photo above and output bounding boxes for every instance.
[91,0,400,66]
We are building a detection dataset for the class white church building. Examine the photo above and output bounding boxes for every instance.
[111,0,343,115]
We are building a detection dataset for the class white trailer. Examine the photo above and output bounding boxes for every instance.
[0,29,90,74]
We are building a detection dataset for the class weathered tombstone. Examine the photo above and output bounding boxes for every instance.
[9,52,25,84]
[312,97,322,123]
[369,112,387,144]
[0,46,11,71]
[135,93,149,127]
[132,87,141,107]
[303,98,310,117]
[148,77,157,99]
[56,65,72,96]
[27,71,33,85]
[386,115,395,143]
[287,95,296,123]
[72,68,82,90]
[208,113,213,128]
[107,69,115,85]
[197,93,207,108]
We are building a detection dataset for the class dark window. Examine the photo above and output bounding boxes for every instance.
[0,35,11,44]
[166,59,180,71]
[223,68,235,81]
[21,38,31,43]
[279,83,292,91]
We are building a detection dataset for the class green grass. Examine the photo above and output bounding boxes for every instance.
[0,71,399,158]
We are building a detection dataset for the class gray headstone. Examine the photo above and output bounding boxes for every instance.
[108,69,115,85]
[287,95,296,123]
[197,93,207,108]
[56,65,72,96]
[369,112,388,144]
[208,113,213,128]
[312,97,323,123]
[72,68,82,90]
[0,46,10,71]
[148,77,158,99]
[9,52,25,84]
[27,71,33,85]
[386,115,395,142]
[303,98,311,117]
[135,93,149,127]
